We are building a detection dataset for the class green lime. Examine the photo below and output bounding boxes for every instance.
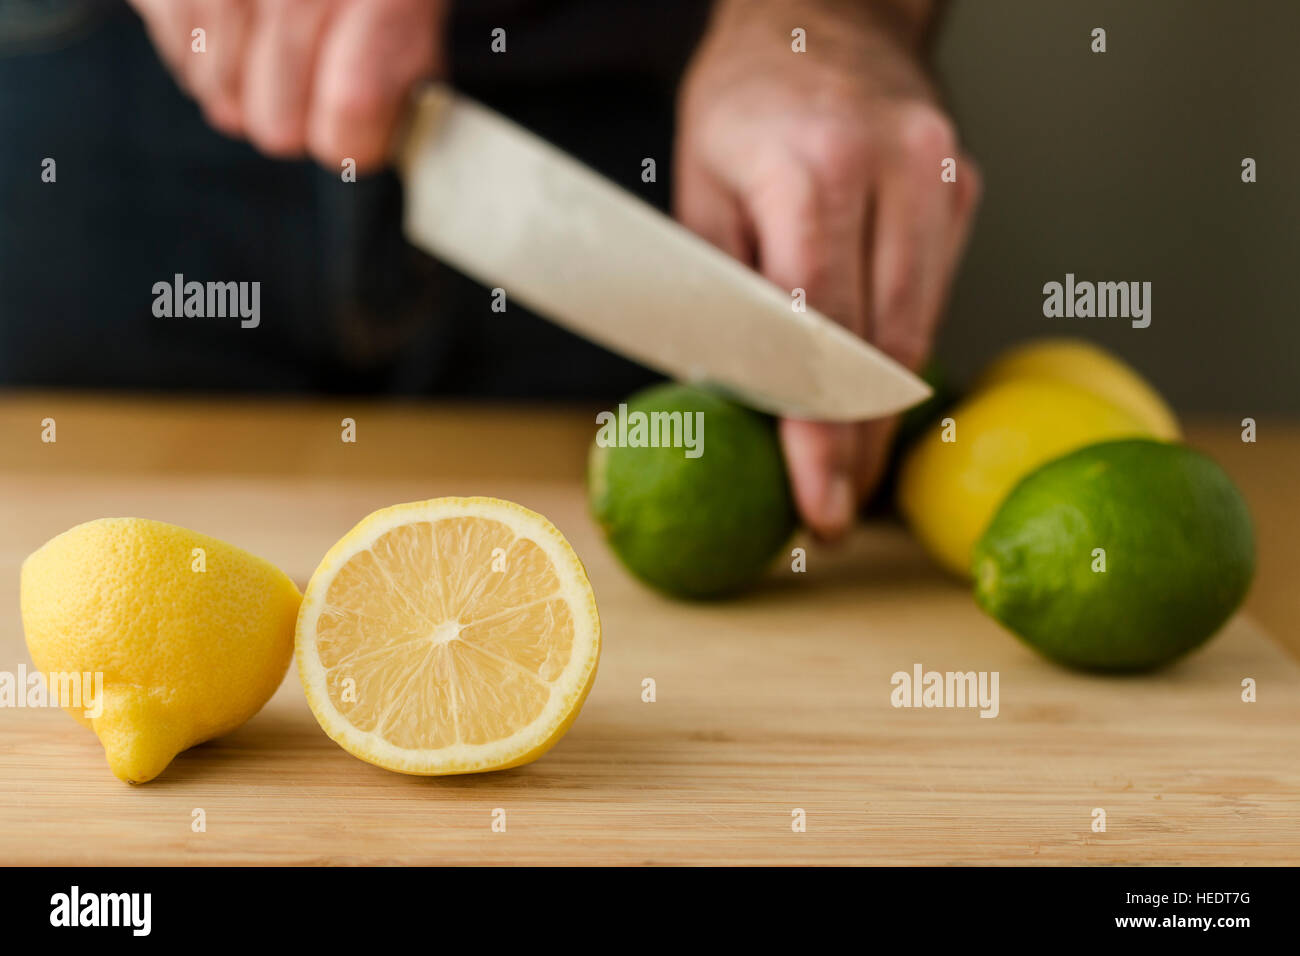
[588,383,796,599]
[972,439,1254,671]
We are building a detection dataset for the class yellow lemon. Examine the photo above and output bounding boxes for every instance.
[975,338,1181,439]
[897,380,1159,577]
[295,497,600,775]
[21,518,301,783]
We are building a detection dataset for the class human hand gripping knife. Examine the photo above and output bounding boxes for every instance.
[394,84,929,421]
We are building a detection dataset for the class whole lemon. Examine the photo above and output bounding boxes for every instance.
[974,338,1180,439]
[21,518,301,783]
[897,379,1159,577]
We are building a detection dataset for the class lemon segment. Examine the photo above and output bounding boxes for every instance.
[295,497,600,775]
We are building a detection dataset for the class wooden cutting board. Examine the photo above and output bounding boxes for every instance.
[1,395,1296,865]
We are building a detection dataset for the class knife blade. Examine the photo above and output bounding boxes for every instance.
[395,84,930,421]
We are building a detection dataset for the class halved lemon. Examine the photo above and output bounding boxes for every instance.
[296,497,600,775]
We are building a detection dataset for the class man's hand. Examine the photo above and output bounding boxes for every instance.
[129,0,447,170]
[676,0,981,540]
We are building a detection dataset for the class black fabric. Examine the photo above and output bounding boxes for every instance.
[0,0,711,398]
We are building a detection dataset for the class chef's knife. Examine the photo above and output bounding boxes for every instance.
[395,84,929,421]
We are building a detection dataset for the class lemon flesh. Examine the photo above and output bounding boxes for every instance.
[20,518,301,783]
[295,497,600,775]
[898,379,1160,577]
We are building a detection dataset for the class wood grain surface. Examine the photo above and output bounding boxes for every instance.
[1,394,1296,865]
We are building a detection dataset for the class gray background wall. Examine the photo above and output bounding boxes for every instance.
[934,0,1297,413]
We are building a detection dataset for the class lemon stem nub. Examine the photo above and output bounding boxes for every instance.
[93,687,190,784]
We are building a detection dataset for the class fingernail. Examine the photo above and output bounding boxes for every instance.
[823,473,855,532]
